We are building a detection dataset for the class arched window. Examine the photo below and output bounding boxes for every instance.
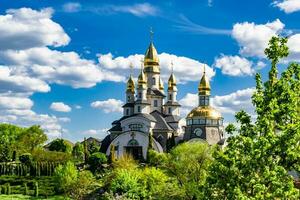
[168,107,171,114]
[152,77,156,85]
[127,139,139,146]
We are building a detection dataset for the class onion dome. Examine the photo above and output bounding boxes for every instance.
[168,73,177,91]
[198,71,210,95]
[159,78,164,91]
[138,68,147,89]
[187,106,221,119]
[126,75,135,93]
[144,42,159,66]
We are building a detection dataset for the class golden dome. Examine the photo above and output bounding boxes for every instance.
[126,75,135,93]
[159,78,164,90]
[138,68,147,89]
[187,106,222,119]
[168,73,177,91]
[144,42,160,73]
[198,72,210,95]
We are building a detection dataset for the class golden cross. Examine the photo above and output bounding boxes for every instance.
[171,60,174,73]
[203,63,206,74]
[150,27,154,42]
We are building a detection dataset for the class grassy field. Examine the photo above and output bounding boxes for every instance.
[0,194,69,199]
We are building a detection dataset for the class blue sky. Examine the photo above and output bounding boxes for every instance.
[0,0,300,142]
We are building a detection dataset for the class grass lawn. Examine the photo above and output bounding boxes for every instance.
[0,194,70,200]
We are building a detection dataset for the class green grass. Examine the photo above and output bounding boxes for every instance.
[0,194,69,199]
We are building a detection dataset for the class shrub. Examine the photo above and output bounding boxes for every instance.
[31,148,71,162]
[113,154,137,170]
[53,161,78,194]
[48,139,73,153]
[147,149,167,167]
[70,170,97,199]
[88,152,107,173]
[19,153,32,165]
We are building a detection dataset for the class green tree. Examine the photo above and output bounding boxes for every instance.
[88,152,108,173]
[164,142,213,200]
[19,125,47,152]
[205,36,300,199]
[225,123,236,135]
[72,142,84,161]
[48,138,73,153]
[88,140,100,154]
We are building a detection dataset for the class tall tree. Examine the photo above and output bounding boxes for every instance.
[205,36,300,199]
[19,125,47,152]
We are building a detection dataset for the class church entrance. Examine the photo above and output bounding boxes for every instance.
[125,146,143,160]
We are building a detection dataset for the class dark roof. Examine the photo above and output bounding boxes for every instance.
[122,102,135,108]
[135,113,157,122]
[108,123,122,132]
[99,135,111,153]
[147,88,166,97]
[150,110,173,131]
[164,115,181,123]
[164,101,181,107]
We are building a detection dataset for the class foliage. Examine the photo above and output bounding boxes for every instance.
[31,148,71,163]
[72,142,84,161]
[164,142,214,200]
[112,154,137,170]
[0,124,47,162]
[19,153,33,166]
[88,140,100,154]
[53,161,78,194]
[47,139,73,154]
[147,149,167,167]
[108,167,182,200]
[205,36,300,199]
[225,123,236,135]
[88,152,108,173]
[18,125,47,152]
[69,170,97,200]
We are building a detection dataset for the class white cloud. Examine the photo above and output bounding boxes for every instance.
[82,128,109,139]
[91,99,123,113]
[212,88,255,114]
[179,88,255,116]
[232,19,284,57]
[98,52,215,83]
[0,47,124,88]
[214,55,254,76]
[62,2,82,13]
[0,66,50,93]
[59,117,71,123]
[0,95,33,110]
[273,0,300,13]
[50,102,72,112]
[0,7,69,50]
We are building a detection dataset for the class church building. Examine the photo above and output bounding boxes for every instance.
[100,34,225,160]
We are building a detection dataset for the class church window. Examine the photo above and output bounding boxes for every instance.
[128,96,131,101]
[168,107,171,114]
[129,124,143,131]
[206,119,212,125]
[219,119,223,125]
[127,139,139,146]
[200,119,205,124]
[126,109,129,116]
[152,77,156,85]
[137,106,141,112]
[169,94,172,100]
[154,100,158,107]
[138,92,142,99]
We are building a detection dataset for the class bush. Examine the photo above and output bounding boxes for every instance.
[31,148,71,162]
[69,170,97,199]
[53,161,78,194]
[147,149,167,167]
[113,154,137,170]
[19,153,32,165]
[88,152,107,173]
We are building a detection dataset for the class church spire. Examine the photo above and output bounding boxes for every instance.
[168,61,177,91]
[138,59,147,89]
[198,64,210,96]
[144,28,160,73]
[126,63,135,93]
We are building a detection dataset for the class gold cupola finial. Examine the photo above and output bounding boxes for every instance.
[168,61,177,91]
[198,64,210,95]
[159,78,164,91]
[126,63,135,93]
[138,59,147,89]
[144,27,160,73]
